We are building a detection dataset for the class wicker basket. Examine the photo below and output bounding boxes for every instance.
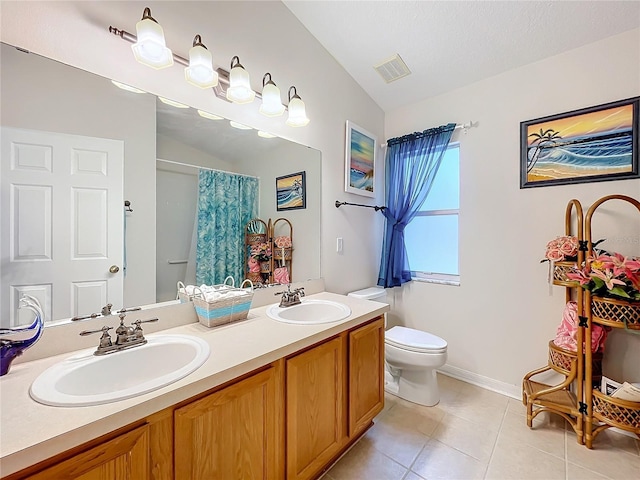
[591,296,640,330]
[273,247,292,261]
[547,341,603,378]
[246,233,267,244]
[193,280,253,328]
[552,261,579,287]
[592,389,640,431]
[176,277,235,303]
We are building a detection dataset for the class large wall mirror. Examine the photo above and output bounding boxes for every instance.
[0,42,321,327]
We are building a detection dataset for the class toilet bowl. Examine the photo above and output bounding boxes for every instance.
[348,287,448,407]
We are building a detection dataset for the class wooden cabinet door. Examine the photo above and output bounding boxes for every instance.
[286,336,347,480]
[349,317,385,436]
[174,364,284,480]
[26,425,150,480]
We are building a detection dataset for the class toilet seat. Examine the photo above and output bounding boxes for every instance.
[385,326,447,354]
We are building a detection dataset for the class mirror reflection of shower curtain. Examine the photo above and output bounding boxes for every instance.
[196,170,259,286]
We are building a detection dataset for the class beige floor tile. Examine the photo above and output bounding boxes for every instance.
[365,418,430,468]
[411,439,487,480]
[566,435,640,479]
[567,462,611,480]
[403,472,426,480]
[437,373,466,393]
[327,436,408,480]
[432,413,499,462]
[506,397,527,417]
[440,395,507,431]
[485,439,566,480]
[590,429,640,456]
[498,410,566,459]
[456,383,511,408]
[381,398,446,437]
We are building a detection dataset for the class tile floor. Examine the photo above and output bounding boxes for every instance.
[324,374,640,480]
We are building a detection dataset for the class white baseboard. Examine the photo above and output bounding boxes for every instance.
[437,364,522,400]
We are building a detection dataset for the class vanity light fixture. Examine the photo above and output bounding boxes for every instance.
[226,56,256,104]
[259,73,285,117]
[131,7,173,70]
[229,121,252,130]
[258,131,277,138]
[158,97,190,109]
[185,35,218,89]
[197,110,224,120]
[286,86,310,127]
[111,80,146,94]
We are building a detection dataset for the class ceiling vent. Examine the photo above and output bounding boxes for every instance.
[374,54,411,83]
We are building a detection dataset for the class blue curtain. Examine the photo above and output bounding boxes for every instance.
[377,124,456,288]
[196,170,258,286]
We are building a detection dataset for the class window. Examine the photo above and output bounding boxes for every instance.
[404,144,459,284]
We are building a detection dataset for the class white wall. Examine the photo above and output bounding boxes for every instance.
[384,29,640,391]
[0,1,386,299]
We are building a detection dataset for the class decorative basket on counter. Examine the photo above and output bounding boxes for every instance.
[176,277,235,303]
[552,261,579,287]
[592,389,640,431]
[547,340,602,379]
[193,280,253,328]
[591,296,640,330]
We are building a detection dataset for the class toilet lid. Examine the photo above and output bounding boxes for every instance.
[385,326,447,353]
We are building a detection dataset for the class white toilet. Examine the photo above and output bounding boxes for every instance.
[348,287,448,407]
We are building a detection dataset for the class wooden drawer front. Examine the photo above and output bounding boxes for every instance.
[349,317,385,436]
[286,336,346,480]
[174,366,281,480]
[26,425,150,480]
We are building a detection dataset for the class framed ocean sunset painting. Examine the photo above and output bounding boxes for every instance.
[520,97,639,188]
[345,121,377,197]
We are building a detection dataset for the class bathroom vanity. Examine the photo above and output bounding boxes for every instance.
[0,292,388,480]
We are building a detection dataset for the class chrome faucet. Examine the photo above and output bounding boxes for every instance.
[274,285,305,307]
[71,304,142,322]
[80,314,158,356]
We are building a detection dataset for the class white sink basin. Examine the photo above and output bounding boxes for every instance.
[30,334,210,407]
[267,299,351,324]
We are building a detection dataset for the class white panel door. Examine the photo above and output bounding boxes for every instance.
[1,127,124,326]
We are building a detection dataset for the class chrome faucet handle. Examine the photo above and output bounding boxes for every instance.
[131,318,158,339]
[117,306,142,314]
[101,303,113,316]
[274,284,292,296]
[293,287,305,297]
[79,326,113,348]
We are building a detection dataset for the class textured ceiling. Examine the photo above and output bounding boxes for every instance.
[284,1,640,112]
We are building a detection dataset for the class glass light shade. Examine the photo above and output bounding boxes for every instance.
[259,83,285,117]
[229,121,252,130]
[286,96,310,127]
[111,80,145,94]
[158,97,189,109]
[131,18,173,69]
[197,110,223,120]
[258,131,277,138]
[226,65,256,104]
[185,44,218,88]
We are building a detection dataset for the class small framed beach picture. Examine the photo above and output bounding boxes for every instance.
[345,121,377,197]
[276,171,306,211]
[520,97,639,188]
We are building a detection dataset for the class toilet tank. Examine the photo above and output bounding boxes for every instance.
[347,287,387,302]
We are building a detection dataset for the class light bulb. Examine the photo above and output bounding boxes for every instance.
[185,35,218,89]
[131,8,173,69]
[226,56,256,104]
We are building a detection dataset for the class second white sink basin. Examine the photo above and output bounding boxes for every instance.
[267,299,351,324]
[30,334,210,407]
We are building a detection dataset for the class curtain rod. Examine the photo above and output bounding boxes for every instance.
[156,158,260,179]
[335,200,386,212]
[381,120,475,148]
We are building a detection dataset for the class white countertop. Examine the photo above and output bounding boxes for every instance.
[0,292,389,477]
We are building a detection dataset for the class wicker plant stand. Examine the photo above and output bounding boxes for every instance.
[583,195,640,449]
[244,217,294,285]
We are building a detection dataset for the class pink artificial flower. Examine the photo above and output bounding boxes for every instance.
[588,252,612,271]
[567,268,591,286]
[590,268,626,291]
[546,248,564,262]
[558,236,578,257]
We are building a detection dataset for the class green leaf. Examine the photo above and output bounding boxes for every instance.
[610,286,631,298]
[591,277,605,290]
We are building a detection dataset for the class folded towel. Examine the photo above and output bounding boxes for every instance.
[554,301,609,353]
